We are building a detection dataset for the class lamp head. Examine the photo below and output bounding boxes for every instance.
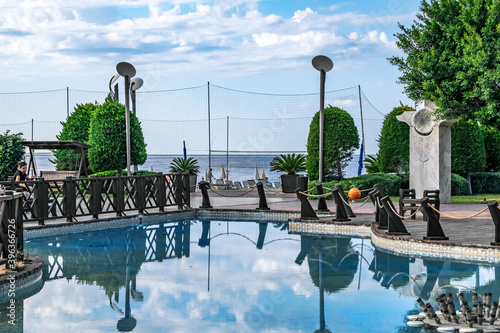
[312,55,333,72]
[116,62,136,78]
[110,73,120,86]
[130,78,143,91]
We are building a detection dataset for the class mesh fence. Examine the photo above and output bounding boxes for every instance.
[0,83,385,156]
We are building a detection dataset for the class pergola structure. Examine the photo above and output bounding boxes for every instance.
[21,141,92,177]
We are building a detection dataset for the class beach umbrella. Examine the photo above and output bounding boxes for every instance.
[204,169,209,182]
[221,166,226,179]
[183,140,187,160]
[150,166,153,172]
[254,167,259,180]
[261,169,266,180]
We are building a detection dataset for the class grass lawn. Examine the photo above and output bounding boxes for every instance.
[389,193,500,204]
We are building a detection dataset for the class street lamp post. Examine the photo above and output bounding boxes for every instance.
[110,62,143,176]
[312,55,333,184]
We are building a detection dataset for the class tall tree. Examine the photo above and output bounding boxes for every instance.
[0,131,25,181]
[389,0,500,127]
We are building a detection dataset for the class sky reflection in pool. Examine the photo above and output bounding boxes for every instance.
[3,219,500,332]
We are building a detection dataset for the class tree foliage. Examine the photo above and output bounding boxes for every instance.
[0,131,25,181]
[389,0,500,127]
[306,106,359,181]
[54,103,97,172]
[88,97,147,172]
[451,119,486,176]
[480,124,500,172]
[378,105,415,173]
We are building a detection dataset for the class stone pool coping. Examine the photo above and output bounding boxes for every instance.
[5,208,500,297]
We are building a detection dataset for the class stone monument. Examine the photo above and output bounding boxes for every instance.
[397,100,458,203]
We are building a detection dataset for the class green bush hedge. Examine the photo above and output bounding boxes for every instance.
[470,172,500,193]
[86,170,159,178]
[451,173,469,195]
[307,173,403,199]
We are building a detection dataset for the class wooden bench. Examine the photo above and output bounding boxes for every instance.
[399,189,440,221]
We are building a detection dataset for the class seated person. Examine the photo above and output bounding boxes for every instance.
[14,161,36,191]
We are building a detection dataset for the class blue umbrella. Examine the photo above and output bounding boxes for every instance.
[183,140,187,160]
[357,143,364,176]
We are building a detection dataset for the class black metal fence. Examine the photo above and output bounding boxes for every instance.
[0,172,190,226]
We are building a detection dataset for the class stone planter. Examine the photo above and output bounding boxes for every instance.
[189,174,197,192]
[280,174,299,193]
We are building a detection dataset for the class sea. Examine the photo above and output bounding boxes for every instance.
[28,154,363,183]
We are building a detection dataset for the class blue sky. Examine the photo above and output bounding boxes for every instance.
[0,0,421,114]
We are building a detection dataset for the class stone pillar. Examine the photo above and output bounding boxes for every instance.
[396,100,458,203]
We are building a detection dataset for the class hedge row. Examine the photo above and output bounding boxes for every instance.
[470,172,500,193]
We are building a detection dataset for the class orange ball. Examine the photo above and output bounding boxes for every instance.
[348,188,361,200]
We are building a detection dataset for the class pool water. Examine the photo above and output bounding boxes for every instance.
[2,219,500,332]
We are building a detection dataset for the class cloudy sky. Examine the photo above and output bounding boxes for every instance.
[0,0,420,113]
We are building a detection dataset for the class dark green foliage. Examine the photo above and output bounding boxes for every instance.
[54,103,96,172]
[378,105,414,173]
[306,106,359,181]
[451,173,470,195]
[86,170,158,178]
[88,97,147,172]
[0,131,25,181]
[451,119,486,176]
[389,0,500,126]
[169,157,200,175]
[307,173,403,198]
[363,154,380,173]
[270,154,306,174]
[480,125,500,172]
[470,172,500,193]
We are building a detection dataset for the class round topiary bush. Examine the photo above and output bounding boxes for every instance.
[306,105,359,181]
[451,173,469,195]
[378,105,415,174]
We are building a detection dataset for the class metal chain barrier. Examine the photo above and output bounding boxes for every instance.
[386,201,422,219]
[208,186,255,197]
[428,204,488,219]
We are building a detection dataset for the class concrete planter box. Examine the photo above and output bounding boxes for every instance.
[280,174,299,193]
[189,174,197,192]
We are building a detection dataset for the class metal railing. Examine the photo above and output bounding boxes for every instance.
[0,190,24,266]
[0,172,190,225]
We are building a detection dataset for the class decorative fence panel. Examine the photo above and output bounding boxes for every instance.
[0,173,190,225]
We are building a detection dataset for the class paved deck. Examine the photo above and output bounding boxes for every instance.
[22,190,499,249]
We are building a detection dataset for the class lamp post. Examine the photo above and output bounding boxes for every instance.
[312,55,333,184]
[110,62,143,176]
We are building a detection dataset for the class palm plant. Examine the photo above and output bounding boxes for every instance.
[364,154,380,173]
[169,157,200,175]
[270,153,306,174]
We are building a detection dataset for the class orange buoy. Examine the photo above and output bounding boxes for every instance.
[348,188,361,200]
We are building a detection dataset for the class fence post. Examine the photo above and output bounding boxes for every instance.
[174,173,184,210]
[295,189,318,220]
[330,188,350,222]
[256,182,270,211]
[155,173,166,212]
[420,197,448,240]
[63,176,76,222]
[115,174,125,216]
[34,178,48,226]
[199,181,212,209]
[487,200,500,246]
[90,177,102,219]
[183,172,190,209]
[336,185,356,217]
[381,195,410,236]
[135,174,146,214]
[315,183,329,212]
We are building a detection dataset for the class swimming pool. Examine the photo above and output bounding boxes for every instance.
[2,219,499,332]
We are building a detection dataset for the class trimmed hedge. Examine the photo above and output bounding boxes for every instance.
[307,173,403,198]
[451,173,469,195]
[86,170,159,178]
[470,172,500,193]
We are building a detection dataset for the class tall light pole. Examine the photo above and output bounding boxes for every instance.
[312,55,333,184]
[110,62,143,176]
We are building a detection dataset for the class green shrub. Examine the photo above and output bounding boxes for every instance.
[306,105,359,181]
[470,172,500,193]
[86,170,158,178]
[451,173,469,195]
[480,125,500,172]
[88,96,147,172]
[307,173,403,199]
[0,131,25,181]
[451,119,486,177]
[54,102,96,173]
[378,105,414,173]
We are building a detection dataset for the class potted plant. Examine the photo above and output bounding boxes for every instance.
[270,153,307,193]
[169,157,200,192]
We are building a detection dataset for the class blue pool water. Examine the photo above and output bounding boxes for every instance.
[2,219,500,332]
